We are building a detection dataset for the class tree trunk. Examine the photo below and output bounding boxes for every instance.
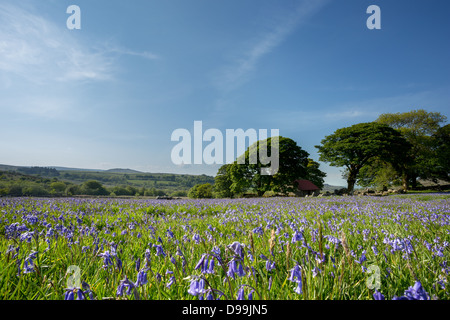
[347,170,357,194]
[411,175,417,190]
[402,174,409,191]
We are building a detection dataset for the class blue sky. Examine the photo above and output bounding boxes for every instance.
[0,0,449,186]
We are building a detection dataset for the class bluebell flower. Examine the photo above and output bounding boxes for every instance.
[65,289,74,300]
[193,234,201,244]
[99,250,114,268]
[237,287,245,300]
[166,276,175,289]
[355,250,367,264]
[288,265,302,282]
[291,231,303,243]
[153,244,167,257]
[135,258,141,271]
[188,278,206,296]
[265,260,276,272]
[135,270,148,287]
[207,258,215,274]
[404,281,430,300]
[237,261,246,277]
[373,290,385,300]
[194,254,206,271]
[228,241,244,259]
[227,260,237,279]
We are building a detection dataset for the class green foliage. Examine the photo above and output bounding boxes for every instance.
[305,159,326,190]
[376,109,448,188]
[230,136,310,196]
[214,164,234,198]
[432,124,450,182]
[188,183,213,199]
[81,180,109,196]
[316,122,411,192]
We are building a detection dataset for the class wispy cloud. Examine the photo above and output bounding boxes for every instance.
[0,3,113,84]
[214,0,329,92]
[0,3,159,85]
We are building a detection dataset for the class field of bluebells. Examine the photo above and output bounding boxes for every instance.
[0,194,449,300]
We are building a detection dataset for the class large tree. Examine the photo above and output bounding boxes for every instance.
[376,109,447,188]
[432,124,450,182]
[225,136,311,196]
[315,122,411,193]
[305,159,327,190]
[213,164,234,198]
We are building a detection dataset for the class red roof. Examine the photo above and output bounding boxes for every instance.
[294,180,319,191]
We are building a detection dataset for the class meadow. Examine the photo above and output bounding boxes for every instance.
[0,194,449,300]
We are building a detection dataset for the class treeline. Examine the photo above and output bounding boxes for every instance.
[0,171,187,198]
[59,171,214,188]
[17,166,60,177]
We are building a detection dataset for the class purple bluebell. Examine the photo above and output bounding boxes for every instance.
[227,260,237,279]
[291,231,303,243]
[135,270,148,287]
[404,281,430,300]
[228,241,244,260]
[373,290,385,300]
[135,258,141,271]
[266,260,276,272]
[188,278,206,296]
[194,254,206,271]
[237,287,245,300]
[153,244,167,257]
[166,276,175,289]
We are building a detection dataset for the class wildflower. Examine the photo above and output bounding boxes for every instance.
[291,231,303,243]
[194,254,206,271]
[355,250,367,264]
[64,289,75,300]
[237,287,245,300]
[193,234,201,244]
[373,290,385,300]
[288,265,302,282]
[98,251,114,269]
[227,260,237,279]
[403,281,430,300]
[207,258,215,274]
[372,245,378,255]
[265,260,276,272]
[135,270,148,287]
[166,276,175,289]
[228,241,244,259]
[188,278,206,296]
[237,261,246,277]
[135,258,141,271]
[312,266,321,278]
[153,244,167,257]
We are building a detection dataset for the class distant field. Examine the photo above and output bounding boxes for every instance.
[0,194,448,300]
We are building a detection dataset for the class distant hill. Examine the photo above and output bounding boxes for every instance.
[104,168,142,174]
[0,163,215,196]
[321,183,346,193]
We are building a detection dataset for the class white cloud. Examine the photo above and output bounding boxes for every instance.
[214,0,329,92]
[0,3,114,84]
[0,3,159,85]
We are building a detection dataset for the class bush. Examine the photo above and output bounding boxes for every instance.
[188,183,213,199]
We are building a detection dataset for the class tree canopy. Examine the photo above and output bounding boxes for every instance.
[315,122,411,192]
[214,136,324,197]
